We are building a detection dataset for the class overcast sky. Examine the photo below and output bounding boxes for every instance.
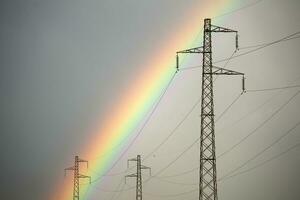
[0,0,299,200]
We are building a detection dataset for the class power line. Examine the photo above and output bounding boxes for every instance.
[145,90,244,180]
[144,141,300,188]
[217,76,300,133]
[148,90,243,178]
[215,93,243,123]
[220,143,300,182]
[239,35,300,50]
[157,166,199,178]
[147,119,300,187]
[219,119,300,181]
[180,31,300,71]
[214,31,300,64]
[90,22,300,200]
[153,90,300,179]
[91,71,176,183]
[142,98,200,161]
[217,90,300,158]
[89,82,299,169]
[144,188,198,198]
[212,0,264,19]
[152,176,197,186]
[246,84,300,92]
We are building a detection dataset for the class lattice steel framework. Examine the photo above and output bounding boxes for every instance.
[65,156,91,200]
[177,18,244,200]
[125,155,151,200]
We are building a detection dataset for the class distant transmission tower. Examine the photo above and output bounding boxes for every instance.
[65,156,91,200]
[125,155,151,200]
[177,18,245,200]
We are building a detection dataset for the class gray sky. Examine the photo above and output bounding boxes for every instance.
[0,0,300,200]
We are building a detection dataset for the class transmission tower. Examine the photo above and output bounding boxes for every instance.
[65,155,91,200]
[125,155,151,200]
[176,18,245,200]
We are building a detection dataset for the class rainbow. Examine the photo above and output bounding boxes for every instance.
[53,0,243,199]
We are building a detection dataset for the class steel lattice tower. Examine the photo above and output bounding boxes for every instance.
[65,156,91,200]
[177,18,245,200]
[125,155,151,200]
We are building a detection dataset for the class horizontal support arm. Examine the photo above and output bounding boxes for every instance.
[64,166,75,176]
[78,174,91,184]
[208,66,244,76]
[177,46,206,54]
[210,25,237,33]
[125,174,137,183]
[141,165,152,176]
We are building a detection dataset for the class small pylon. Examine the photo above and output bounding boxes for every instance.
[65,156,91,200]
[125,155,151,200]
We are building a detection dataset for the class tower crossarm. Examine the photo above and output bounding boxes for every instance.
[64,166,75,176]
[77,158,89,168]
[141,165,151,176]
[177,46,205,54]
[125,173,138,178]
[210,66,244,76]
[125,173,137,183]
[127,157,138,168]
[78,174,91,184]
[210,25,237,33]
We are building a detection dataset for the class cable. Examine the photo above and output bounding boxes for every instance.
[152,176,197,186]
[157,166,198,178]
[142,98,200,161]
[153,136,200,176]
[90,93,200,179]
[151,91,244,179]
[144,188,198,198]
[180,31,300,70]
[213,49,237,82]
[212,0,264,19]
[219,119,300,180]
[91,71,177,183]
[218,76,300,132]
[215,93,243,123]
[239,35,300,50]
[247,84,300,92]
[150,120,300,187]
[220,143,300,182]
[154,90,300,179]
[214,31,300,64]
[217,90,300,158]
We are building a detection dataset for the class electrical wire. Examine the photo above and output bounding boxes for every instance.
[144,91,244,180]
[215,93,243,123]
[152,90,300,180]
[219,119,300,180]
[220,143,300,182]
[246,84,300,92]
[239,35,300,50]
[149,142,300,187]
[89,21,300,200]
[147,120,300,187]
[217,76,300,132]
[217,90,300,158]
[157,166,199,178]
[91,71,177,183]
[214,31,300,64]
[142,98,200,161]
[212,0,264,19]
[180,31,300,71]
[144,188,198,198]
